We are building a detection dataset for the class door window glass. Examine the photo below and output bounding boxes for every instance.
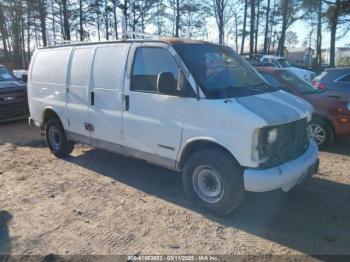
[131,48,179,93]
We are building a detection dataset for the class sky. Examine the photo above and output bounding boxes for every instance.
[203,16,349,53]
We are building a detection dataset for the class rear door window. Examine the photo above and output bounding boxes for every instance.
[31,49,71,84]
[93,46,127,90]
[70,48,94,87]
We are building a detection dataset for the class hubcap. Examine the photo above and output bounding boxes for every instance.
[192,165,224,204]
[49,127,62,151]
[307,123,326,145]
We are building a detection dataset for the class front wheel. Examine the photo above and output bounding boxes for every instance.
[182,148,245,216]
[45,117,74,157]
[307,119,334,147]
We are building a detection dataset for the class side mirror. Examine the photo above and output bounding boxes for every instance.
[157,72,177,95]
[21,74,28,83]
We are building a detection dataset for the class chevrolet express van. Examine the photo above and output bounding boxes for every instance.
[28,39,319,215]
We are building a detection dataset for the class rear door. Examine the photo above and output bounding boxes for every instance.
[88,43,131,145]
[66,46,94,138]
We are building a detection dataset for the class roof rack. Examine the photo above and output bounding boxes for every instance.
[124,31,165,39]
[42,15,187,48]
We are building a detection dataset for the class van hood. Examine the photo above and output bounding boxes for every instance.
[234,90,313,126]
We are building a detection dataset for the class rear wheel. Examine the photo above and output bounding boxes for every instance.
[307,118,334,147]
[182,148,245,216]
[45,117,74,157]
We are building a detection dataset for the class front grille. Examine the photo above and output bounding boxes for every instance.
[0,90,29,121]
[258,118,309,168]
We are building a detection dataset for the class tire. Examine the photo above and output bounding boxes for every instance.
[307,118,334,147]
[45,117,74,157]
[182,148,245,216]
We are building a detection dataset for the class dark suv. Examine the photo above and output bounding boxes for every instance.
[0,65,29,123]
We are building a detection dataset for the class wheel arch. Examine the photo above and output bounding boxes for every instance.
[312,114,336,137]
[177,138,240,170]
[41,107,61,126]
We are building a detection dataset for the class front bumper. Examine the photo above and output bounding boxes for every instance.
[28,117,41,128]
[244,139,319,192]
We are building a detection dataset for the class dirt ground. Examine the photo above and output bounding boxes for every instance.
[1,120,350,257]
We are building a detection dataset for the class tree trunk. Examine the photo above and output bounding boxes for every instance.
[277,0,288,57]
[268,0,276,53]
[27,1,31,63]
[20,0,26,66]
[234,12,239,52]
[263,0,270,54]
[316,0,322,66]
[249,0,255,58]
[62,0,70,40]
[104,0,109,40]
[240,0,247,55]
[0,3,9,61]
[38,0,47,46]
[254,0,260,54]
[329,0,340,67]
[78,0,83,41]
[112,1,118,39]
[51,0,56,40]
[175,0,180,37]
[12,1,22,67]
[123,0,127,28]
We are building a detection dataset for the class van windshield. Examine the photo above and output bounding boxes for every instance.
[173,44,275,99]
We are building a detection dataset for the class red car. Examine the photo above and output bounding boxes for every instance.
[256,67,350,146]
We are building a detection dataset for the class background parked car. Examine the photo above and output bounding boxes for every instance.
[256,67,350,147]
[12,69,28,83]
[312,67,350,94]
[260,55,316,82]
[0,65,29,123]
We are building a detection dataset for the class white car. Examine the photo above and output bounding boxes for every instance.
[261,55,315,82]
[27,39,319,215]
[12,69,28,82]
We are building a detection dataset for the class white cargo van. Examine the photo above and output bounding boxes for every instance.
[28,39,319,215]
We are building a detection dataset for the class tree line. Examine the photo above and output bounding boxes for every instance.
[0,0,349,69]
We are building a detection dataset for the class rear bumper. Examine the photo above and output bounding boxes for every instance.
[244,140,319,192]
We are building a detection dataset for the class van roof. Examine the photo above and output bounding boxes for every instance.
[39,37,214,50]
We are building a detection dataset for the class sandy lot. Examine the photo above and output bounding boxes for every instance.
[1,120,350,257]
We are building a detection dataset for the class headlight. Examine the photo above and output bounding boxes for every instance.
[268,128,278,144]
[347,102,350,111]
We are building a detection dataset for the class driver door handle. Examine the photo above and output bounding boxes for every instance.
[124,95,129,111]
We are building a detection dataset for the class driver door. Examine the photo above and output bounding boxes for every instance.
[122,44,187,164]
